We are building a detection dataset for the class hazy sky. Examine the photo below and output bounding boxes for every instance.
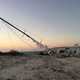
[0,0,80,51]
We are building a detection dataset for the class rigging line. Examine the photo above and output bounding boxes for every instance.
[0,21,12,41]
[5,23,34,49]
[9,22,42,47]
[0,21,3,32]
[9,28,33,49]
[1,19,38,49]
[7,25,33,48]
[3,22,22,49]
[14,23,42,43]
[3,21,12,43]
[11,23,31,42]
[0,17,45,48]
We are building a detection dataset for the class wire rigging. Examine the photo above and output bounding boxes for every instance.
[3,22,34,49]
[0,17,45,49]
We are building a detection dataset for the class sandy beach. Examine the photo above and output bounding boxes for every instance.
[0,55,80,80]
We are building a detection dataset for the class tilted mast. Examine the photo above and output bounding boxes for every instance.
[0,17,45,48]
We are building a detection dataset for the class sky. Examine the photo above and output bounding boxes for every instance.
[0,0,80,51]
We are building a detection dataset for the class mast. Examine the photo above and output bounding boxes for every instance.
[0,17,45,48]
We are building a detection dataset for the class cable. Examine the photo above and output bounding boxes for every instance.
[4,23,34,49]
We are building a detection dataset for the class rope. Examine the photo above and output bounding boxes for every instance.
[4,22,34,49]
